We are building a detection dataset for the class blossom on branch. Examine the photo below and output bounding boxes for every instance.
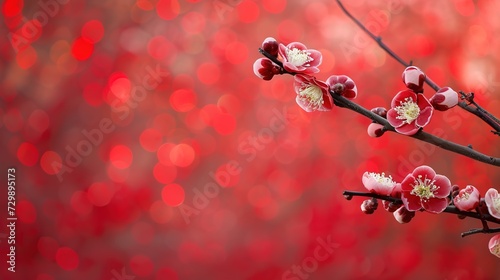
[393,205,416,223]
[400,165,451,214]
[485,188,500,219]
[387,89,434,135]
[402,66,426,93]
[253,58,282,81]
[362,172,397,196]
[293,74,333,112]
[453,185,480,211]
[326,75,357,99]
[489,234,500,258]
[429,87,459,111]
[261,37,279,57]
[279,42,322,74]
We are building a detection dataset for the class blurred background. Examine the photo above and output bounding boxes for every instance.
[1,0,500,279]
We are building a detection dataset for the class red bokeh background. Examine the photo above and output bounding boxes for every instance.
[1,0,500,279]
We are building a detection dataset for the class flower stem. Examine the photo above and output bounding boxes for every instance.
[335,0,500,134]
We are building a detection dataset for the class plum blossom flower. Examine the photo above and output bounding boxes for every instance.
[326,75,357,99]
[387,89,434,135]
[253,58,282,81]
[402,66,426,93]
[293,74,333,112]
[429,87,459,111]
[453,185,480,211]
[400,165,451,214]
[362,172,397,196]
[261,37,279,57]
[489,234,500,258]
[485,188,500,219]
[278,42,322,74]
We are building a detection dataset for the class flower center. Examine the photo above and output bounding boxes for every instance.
[369,172,395,187]
[410,175,439,200]
[492,243,500,256]
[493,197,500,210]
[395,97,420,124]
[286,48,313,67]
[299,85,324,109]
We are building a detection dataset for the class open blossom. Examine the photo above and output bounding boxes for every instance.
[293,74,333,112]
[429,87,458,111]
[326,75,357,99]
[362,172,397,196]
[253,58,282,81]
[453,185,480,211]
[400,165,451,214]
[387,89,434,135]
[402,66,426,93]
[489,234,500,258]
[278,42,322,74]
[485,188,500,219]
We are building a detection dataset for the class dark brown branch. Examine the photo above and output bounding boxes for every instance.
[461,227,500,238]
[258,47,500,166]
[335,0,500,134]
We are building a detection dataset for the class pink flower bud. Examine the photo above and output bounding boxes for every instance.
[253,58,281,81]
[262,37,279,57]
[393,205,415,223]
[489,234,500,258]
[402,66,426,93]
[485,188,500,219]
[325,75,357,99]
[453,185,480,211]
[429,87,458,111]
[361,199,378,214]
[382,200,402,212]
[370,107,387,118]
[367,123,385,137]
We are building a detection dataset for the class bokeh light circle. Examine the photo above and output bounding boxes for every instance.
[161,183,185,206]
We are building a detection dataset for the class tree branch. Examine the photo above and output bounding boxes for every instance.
[335,0,500,134]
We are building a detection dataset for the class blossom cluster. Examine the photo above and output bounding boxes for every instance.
[253,38,357,112]
[361,165,500,258]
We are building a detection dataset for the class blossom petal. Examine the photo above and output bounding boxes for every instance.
[387,108,405,128]
[391,90,417,108]
[400,175,416,192]
[485,188,500,219]
[432,174,452,198]
[412,165,436,180]
[421,197,449,213]
[307,49,322,67]
[489,234,500,258]
[415,106,433,127]
[395,123,420,135]
[295,96,314,112]
[401,192,422,211]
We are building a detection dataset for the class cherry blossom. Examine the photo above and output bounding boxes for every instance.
[489,234,500,258]
[402,66,426,93]
[253,58,282,81]
[278,42,322,74]
[400,165,451,214]
[429,87,459,111]
[453,185,480,211]
[362,172,397,196]
[293,74,333,112]
[326,75,357,99]
[387,89,434,135]
[485,188,500,219]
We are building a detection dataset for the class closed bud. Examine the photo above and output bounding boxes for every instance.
[429,87,458,111]
[393,205,415,223]
[367,123,385,137]
[262,37,279,57]
[370,107,387,118]
[361,199,378,214]
[382,200,402,212]
[402,66,426,93]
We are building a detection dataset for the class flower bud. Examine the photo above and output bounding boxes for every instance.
[429,87,458,111]
[402,66,426,93]
[382,200,402,212]
[253,58,281,81]
[367,123,385,137]
[370,107,387,118]
[361,199,378,214]
[484,188,500,219]
[393,205,415,223]
[489,234,500,258]
[453,185,480,211]
[262,37,279,57]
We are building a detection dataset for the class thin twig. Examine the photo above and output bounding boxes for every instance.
[461,227,500,238]
[335,0,500,134]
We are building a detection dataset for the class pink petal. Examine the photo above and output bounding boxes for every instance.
[395,123,420,135]
[432,174,452,198]
[412,165,436,179]
[416,94,432,109]
[295,96,314,112]
[401,192,422,211]
[400,175,416,192]
[387,109,405,128]
[415,106,433,127]
[322,91,334,109]
[391,90,416,108]
[287,42,308,50]
[489,234,500,258]
[307,49,322,67]
[485,188,500,219]
[421,197,449,213]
